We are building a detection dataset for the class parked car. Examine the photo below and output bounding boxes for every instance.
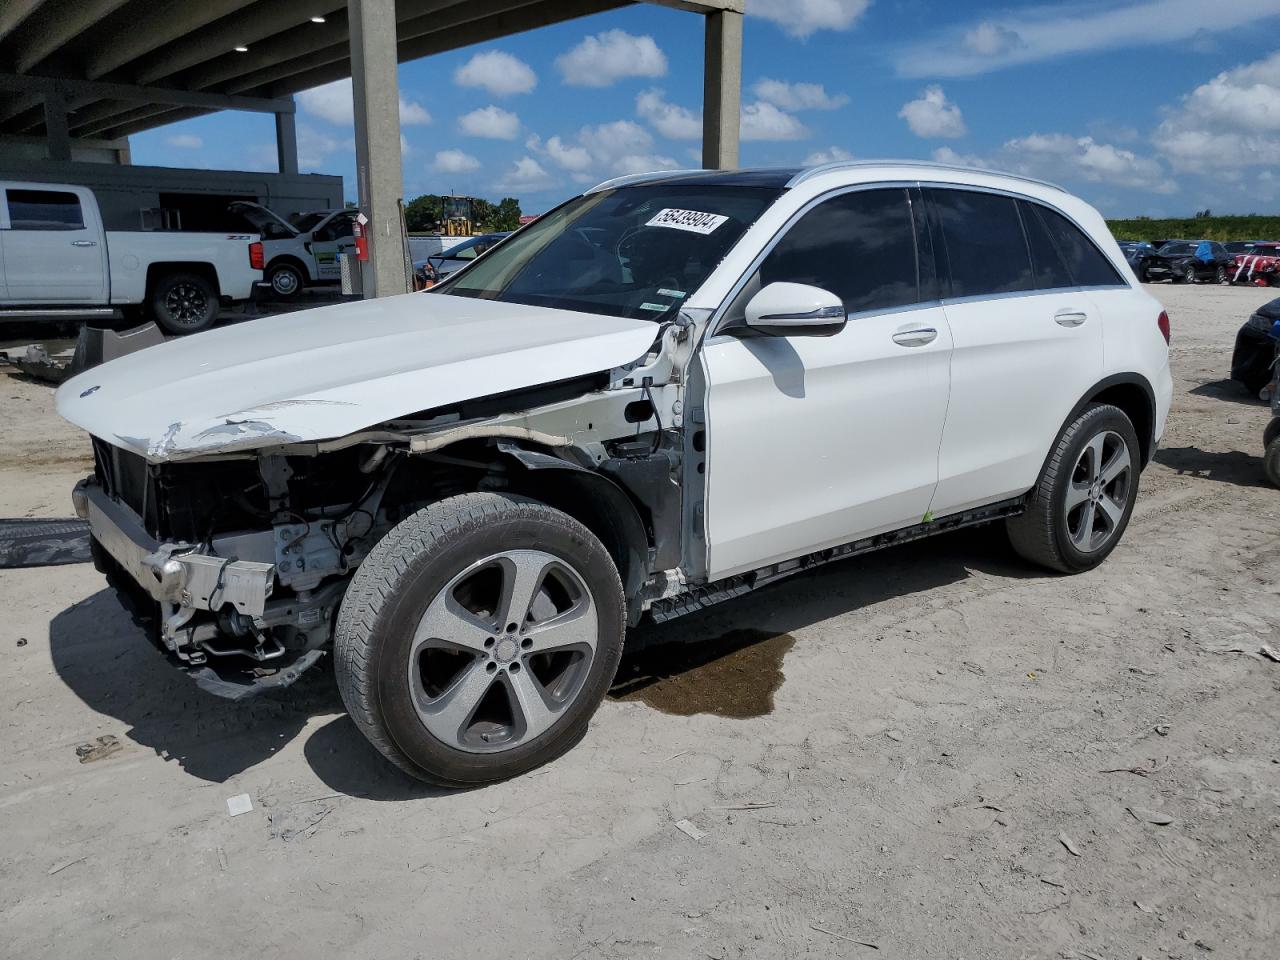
[1118,241,1159,282]
[413,232,511,288]
[1142,240,1235,283]
[56,162,1172,785]
[0,181,262,334]
[229,202,357,299]
[1224,241,1264,255]
[1231,296,1280,394]
[1228,241,1280,286]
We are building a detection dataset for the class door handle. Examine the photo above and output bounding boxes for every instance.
[892,327,938,347]
[1054,310,1088,327]
[70,240,97,247]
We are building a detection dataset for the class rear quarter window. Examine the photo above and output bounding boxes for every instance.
[1031,205,1125,287]
[930,189,1034,298]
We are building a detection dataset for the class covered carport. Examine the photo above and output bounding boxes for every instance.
[0,0,744,297]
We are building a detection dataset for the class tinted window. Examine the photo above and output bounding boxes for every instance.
[931,189,1033,298]
[759,188,920,315]
[313,214,354,241]
[1033,205,1124,286]
[7,189,84,230]
[1019,200,1074,290]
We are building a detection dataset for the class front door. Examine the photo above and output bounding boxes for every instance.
[701,186,953,580]
[2,187,107,303]
[309,212,356,281]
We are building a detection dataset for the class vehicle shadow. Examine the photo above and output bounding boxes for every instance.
[1153,445,1269,488]
[1189,379,1265,407]
[49,522,1036,799]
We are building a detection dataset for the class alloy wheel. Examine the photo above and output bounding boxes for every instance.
[272,268,299,296]
[408,549,598,753]
[164,282,210,328]
[1064,430,1132,553]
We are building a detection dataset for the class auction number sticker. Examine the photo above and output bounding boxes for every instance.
[645,208,728,235]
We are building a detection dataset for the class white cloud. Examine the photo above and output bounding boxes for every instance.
[297,78,430,126]
[544,136,594,172]
[741,101,809,141]
[749,0,871,39]
[453,50,537,97]
[898,85,966,139]
[497,156,555,191]
[296,124,352,171]
[636,88,701,140]
[166,134,203,149]
[555,30,667,87]
[805,145,854,165]
[897,0,1280,77]
[1153,51,1280,171]
[433,149,481,173]
[934,135,1176,194]
[752,78,848,111]
[458,105,520,140]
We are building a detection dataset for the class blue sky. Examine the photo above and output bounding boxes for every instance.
[130,0,1280,218]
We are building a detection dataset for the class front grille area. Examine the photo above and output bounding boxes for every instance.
[92,438,151,524]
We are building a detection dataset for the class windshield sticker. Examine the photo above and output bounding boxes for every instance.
[639,302,670,312]
[657,288,686,299]
[645,208,729,235]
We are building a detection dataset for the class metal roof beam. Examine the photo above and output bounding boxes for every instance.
[0,73,295,115]
[12,0,133,73]
[0,0,49,43]
[83,0,260,79]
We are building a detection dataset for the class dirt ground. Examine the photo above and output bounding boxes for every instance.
[1,284,1278,960]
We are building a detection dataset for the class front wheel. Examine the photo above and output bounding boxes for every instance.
[150,271,218,335]
[334,492,625,786]
[1180,263,1197,284]
[1007,404,1141,573]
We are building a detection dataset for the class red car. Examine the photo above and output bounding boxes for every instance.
[1230,242,1280,286]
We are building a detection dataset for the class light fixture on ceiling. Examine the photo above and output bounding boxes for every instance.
[234,45,249,53]
[311,15,326,23]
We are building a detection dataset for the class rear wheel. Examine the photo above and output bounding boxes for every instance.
[334,492,625,786]
[1007,404,1141,573]
[1215,264,1228,284]
[150,271,218,335]
[267,261,304,300]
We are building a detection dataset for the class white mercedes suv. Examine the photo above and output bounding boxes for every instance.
[57,161,1173,786]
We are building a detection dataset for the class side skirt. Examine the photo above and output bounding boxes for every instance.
[647,496,1026,624]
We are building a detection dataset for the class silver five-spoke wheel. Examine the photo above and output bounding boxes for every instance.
[1064,429,1131,553]
[410,550,598,752]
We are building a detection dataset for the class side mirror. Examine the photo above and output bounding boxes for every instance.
[743,282,846,337]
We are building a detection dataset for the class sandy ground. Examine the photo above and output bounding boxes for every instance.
[1,284,1278,960]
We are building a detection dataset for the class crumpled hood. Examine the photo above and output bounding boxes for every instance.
[56,292,659,461]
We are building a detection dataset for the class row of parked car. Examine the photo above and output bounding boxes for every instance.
[1119,238,1280,286]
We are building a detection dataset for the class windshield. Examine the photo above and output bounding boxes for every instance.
[1157,242,1196,256]
[436,184,781,320]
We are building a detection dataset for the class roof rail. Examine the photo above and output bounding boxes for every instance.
[585,169,707,194]
[786,159,1065,194]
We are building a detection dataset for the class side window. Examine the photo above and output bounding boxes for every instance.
[1019,200,1074,290]
[1031,205,1125,287]
[7,189,85,230]
[313,215,354,241]
[453,246,478,261]
[930,189,1033,298]
[758,188,920,315]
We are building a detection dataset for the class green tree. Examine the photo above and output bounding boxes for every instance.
[403,194,444,232]
[493,197,523,231]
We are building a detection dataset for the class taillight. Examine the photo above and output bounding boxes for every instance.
[1157,310,1171,345]
[249,241,264,270]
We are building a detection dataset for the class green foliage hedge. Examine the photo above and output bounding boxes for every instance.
[1106,217,1280,242]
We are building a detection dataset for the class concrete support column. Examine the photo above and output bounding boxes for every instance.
[348,0,407,297]
[275,96,298,175]
[44,85,71,161]
[701,9,742,170]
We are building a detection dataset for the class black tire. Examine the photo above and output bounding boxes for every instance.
[334,492,625,787]
[1007,403,1142,574]
[149,271,218,335]
[1215,265,1228,284]
[1137,263,1149,283]
[1266,437,1280,489]
[1180,263,1197,284]
[266,261,304,300]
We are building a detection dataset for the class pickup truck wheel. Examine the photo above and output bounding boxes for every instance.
[150,272,217,335]
[1007,403,1141,574]
[267,262,304,300]
[334,492,625,787]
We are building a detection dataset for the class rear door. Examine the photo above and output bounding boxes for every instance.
[701,186,954,578]
[2,186,107,303]
[927,188,1106,516]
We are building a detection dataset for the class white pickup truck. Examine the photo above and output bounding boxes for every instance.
[0,181,263,334]
[229,201,356,300]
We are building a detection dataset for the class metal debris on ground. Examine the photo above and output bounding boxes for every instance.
[226,793,254,817]
[75,734,121,764]
[1059,832,1083,856]
[1259,643,1280,663]
[1155,724,1171,736]
[716,800,776,810]
[809,922,879,949]
[47,856,87,876]
[674,819,706,841]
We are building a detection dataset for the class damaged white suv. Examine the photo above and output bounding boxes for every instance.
[57,162,1173,786]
